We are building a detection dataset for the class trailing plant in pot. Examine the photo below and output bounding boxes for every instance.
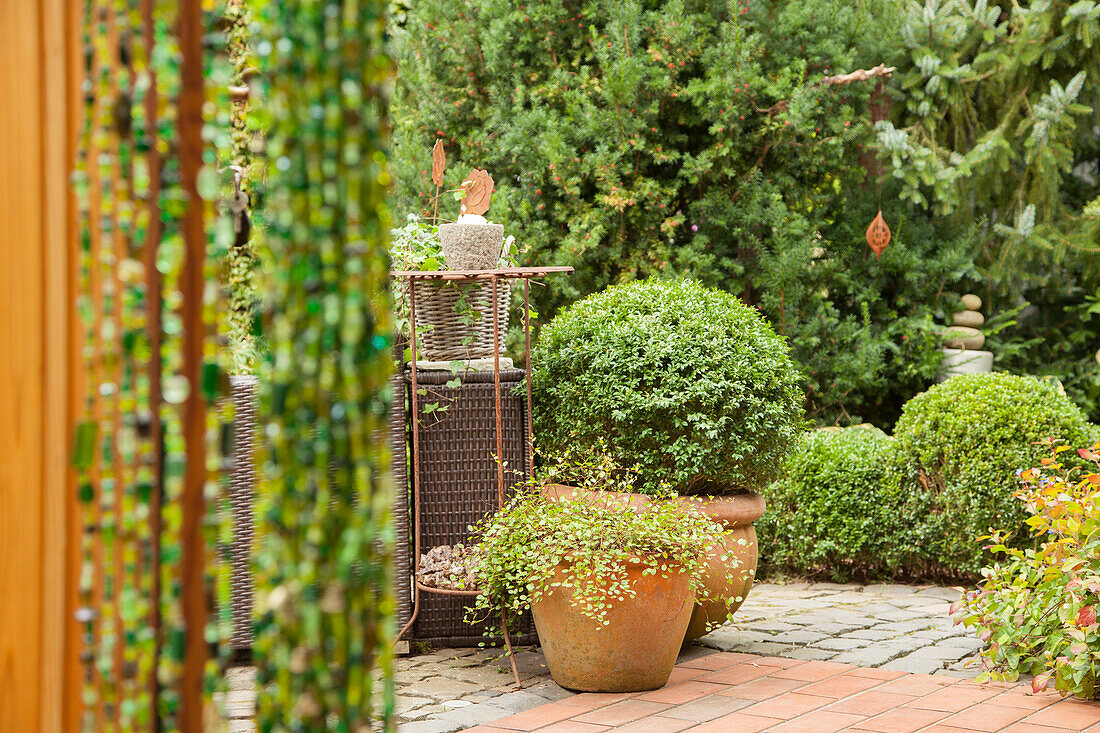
[468,477,735,692]
[390,212,518,364]
[531,278,806,638]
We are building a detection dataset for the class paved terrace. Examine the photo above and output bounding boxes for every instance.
[395,582,1100,732]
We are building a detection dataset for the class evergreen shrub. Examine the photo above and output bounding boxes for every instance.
[891,373,1095,575]
[392,0,977,428]
[757,427,907,581]
[531,278,805,497]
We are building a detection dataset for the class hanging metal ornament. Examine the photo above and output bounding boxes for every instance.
[866,209,891,258]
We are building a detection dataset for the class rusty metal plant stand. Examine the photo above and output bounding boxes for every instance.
[392,267,572,688]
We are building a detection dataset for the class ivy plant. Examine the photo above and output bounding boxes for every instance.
[468,461,738,631]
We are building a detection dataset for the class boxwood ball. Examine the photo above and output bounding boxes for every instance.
[532,278,806,496]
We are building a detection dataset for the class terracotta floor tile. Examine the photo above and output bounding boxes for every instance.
[797,672,887,698]
[992,690,1062,710]
[689,712,780,733]
[915,726,981,733]
[1000,723,1081,733]
[769,660,851,682]
[636,680,728,704]
[572,700,671,727]
[656,693,757,722]
[845,667,908,681]
[740,691,831,720]
[527,723,610,733]
[905,683,1000,712]
[491,701,585,731]
[716,674,808,701]
[856,706,952,732]
[558,692,632,708]
[765,710,867,733]
[675,652,757,671]
[825,689,918,716]
[875,674,957,697]
[938,703,1033,731]
[696,663,776,685]
[603,716,695,733]
[664,666,705,685]
[1026,699,1100,729]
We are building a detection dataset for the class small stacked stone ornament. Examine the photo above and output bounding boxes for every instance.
[939,293,994,380]
[945,294,985,349]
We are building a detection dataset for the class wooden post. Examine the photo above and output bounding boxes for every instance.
[0,0,81,731]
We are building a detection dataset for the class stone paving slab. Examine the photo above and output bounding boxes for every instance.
[396,582,987,729]
[459,651,1100,732]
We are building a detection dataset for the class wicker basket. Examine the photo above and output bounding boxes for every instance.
[392,368,538,647]
[412,280,509,361]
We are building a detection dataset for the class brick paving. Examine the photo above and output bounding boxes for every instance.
[397,582,986,730]
[226,582,1097,731]
[458,652,1100,732]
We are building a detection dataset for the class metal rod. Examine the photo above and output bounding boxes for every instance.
[492,276,504,506]
[401,276,423,643]
[391,266,574,281]
[500,607,522,689]
[524,279,534,481]
[178,0,208,727]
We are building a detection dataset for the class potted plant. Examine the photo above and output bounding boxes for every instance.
[390,213,518,363]
[531,278,806,639]
[468,469,734,692]
[390,144,520,364]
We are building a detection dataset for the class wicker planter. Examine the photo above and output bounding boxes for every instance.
[392,369,537,647]
[412,281,509,361]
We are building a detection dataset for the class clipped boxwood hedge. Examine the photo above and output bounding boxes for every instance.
[759,375,1098,581]
[757,427,909,581]
[531,278,805,496]
[890,373,1095,576]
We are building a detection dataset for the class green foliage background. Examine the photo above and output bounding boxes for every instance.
[391,0,981,428]
[392,0,1100,426]
[252,1,397,729]
[878,0,1100,423]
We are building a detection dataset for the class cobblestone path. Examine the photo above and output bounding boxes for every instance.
[395,582,985,731]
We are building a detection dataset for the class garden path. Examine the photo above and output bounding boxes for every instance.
[226,582,1098,732]
[396,582,989,731]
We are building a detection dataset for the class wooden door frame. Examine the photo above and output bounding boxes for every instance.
[0,0,82,730]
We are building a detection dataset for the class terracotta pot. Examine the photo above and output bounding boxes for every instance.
[678,494,764,640]
[541,485,765,641]
[531,559,694,692]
